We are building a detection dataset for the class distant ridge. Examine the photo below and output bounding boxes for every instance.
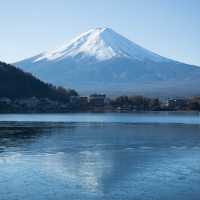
[15,27,200,97]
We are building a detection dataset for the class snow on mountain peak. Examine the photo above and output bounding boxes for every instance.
[34,27,167,63]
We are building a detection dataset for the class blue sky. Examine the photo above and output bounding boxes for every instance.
[0,0,200,65]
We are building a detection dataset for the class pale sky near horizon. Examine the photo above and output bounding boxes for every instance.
[0,0,200,65]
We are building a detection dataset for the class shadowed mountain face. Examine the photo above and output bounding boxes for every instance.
[15,28,200,97]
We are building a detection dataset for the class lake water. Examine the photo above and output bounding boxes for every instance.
[0,112,200,200]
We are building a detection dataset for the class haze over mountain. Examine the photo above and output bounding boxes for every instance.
[15,28,200,97]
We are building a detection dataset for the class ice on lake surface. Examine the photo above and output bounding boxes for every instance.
[0,112,200,200]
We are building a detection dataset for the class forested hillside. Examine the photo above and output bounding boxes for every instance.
[0,61,78,101]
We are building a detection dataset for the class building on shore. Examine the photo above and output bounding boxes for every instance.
[80,96,89,106]
[89,94,106,107]
[166,98,188,109]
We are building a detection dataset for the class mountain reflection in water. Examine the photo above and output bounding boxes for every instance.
[0,119,200,200]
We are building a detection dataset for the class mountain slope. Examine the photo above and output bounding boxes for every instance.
[15,27,200,97]
[0,61,77,100]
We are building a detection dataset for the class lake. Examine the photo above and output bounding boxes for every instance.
[0,112,200,200]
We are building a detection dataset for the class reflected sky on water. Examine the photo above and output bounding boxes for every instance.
[0,113,200,199]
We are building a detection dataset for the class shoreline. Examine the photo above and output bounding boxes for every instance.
[0,110,200,114]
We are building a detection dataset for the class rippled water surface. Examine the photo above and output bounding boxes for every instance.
[0,113,200,200]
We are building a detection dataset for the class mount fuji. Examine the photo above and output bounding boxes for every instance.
[15,27,200,97]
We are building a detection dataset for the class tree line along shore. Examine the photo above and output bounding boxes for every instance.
[0,94,200,113]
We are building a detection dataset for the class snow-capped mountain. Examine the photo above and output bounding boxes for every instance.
[15,27,200,97]
[32,27,168,63]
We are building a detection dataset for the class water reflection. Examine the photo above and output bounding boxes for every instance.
[0,122,200,199]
